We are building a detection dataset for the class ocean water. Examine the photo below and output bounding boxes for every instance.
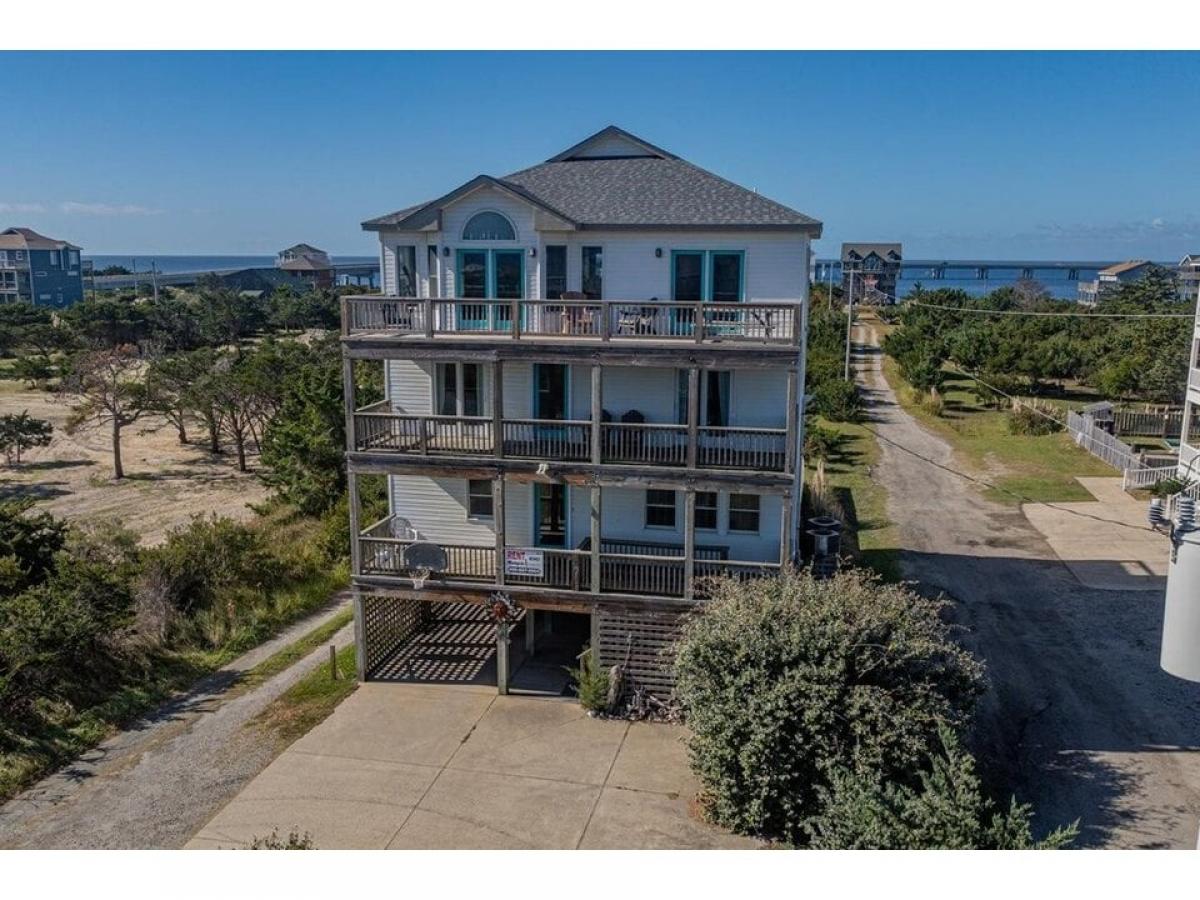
[811,259,1175,301]
[85,254,377,275]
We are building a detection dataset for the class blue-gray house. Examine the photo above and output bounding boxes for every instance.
[0,227,85,307]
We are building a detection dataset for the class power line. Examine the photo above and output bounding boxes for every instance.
[853,418,1161,535]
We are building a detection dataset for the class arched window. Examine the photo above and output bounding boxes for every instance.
[462,211,516,241]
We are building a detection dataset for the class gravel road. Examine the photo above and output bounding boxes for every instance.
[0,594,354,849]
[855,325,1200,848]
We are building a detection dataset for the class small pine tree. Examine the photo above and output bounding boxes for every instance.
[0,411,52,465]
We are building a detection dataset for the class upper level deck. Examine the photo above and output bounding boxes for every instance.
[341,296,803,364]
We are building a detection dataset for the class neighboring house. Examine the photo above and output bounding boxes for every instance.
[1078,259,1155,304]
[342,125,820,695]
[215,266,316,295]
[277,242,334,289]
[0,227,84,306]
[1177,254,1200,305]
[840,243,901,305]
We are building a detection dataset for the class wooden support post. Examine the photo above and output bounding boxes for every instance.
[424,296,434,338]
[785,368,799,474]
[525,609,536,655]
[590,608,600,657]
[684,489,696,599]
[694,300,705,343]
[340,296,350,336]
[600,302,611,341]
[590,486,602,594]
[492,360,504,457]
[352,591,366,682]
[496,622,510,695]
[418,416,429,455]
[494,477,506,586]
[511,298,521,339]
[687,367,700,470]
[348,471,362,576]
[329,644,339,680]
[342,355,357,451]
[780,492,794,566]
[591,365,603,465]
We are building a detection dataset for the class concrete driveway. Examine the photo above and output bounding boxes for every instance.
[1022,477,1169,591]
[186,683,756,850]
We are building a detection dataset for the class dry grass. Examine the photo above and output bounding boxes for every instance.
[0,380,268,543]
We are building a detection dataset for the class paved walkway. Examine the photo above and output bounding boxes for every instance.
[187,683,756,850]
[1023,477,1169,591]
[0,594,354,849]
[856,322,1200,849]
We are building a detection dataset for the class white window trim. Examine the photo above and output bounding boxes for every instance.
[466,479,494,521]
[435,362,486,417]
[727,493,761,535]
[645,489,678,530]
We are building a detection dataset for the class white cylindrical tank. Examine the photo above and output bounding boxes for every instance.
[1161,525,1200,682]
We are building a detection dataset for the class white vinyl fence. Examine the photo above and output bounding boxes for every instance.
[1066,410,1142,472]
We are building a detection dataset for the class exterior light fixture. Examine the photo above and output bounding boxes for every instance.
[443,246,451,257]
[529,247,537,258]
[655,248,663,258]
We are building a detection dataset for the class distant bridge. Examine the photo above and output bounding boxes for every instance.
[89,262,380,292]
[811,259,1134,284]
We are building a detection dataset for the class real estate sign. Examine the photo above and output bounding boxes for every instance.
[504,548,544,577]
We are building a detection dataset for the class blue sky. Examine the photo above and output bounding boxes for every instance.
[3,51,1199,260]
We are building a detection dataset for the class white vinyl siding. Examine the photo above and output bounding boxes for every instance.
[389,476,534,547]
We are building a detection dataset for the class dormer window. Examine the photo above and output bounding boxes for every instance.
[462,211,516,241]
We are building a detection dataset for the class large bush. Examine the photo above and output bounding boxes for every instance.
[810,378,862,422]
[806,727,1077,849]
[673,568,985,844]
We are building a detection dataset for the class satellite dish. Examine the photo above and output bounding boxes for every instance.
[402,542,448,590]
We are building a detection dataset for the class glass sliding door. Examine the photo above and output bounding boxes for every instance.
[534,483,568,548]
[456,250,489,330]
[671,250,704,333]
[455,249,524,331]
[492,250,524,328]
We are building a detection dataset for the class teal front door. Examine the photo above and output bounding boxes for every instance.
[455,249,525,330]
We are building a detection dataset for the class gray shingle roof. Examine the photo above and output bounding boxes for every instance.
[0,227,81,251]
[362,127,821,234]
[841,242,902,262]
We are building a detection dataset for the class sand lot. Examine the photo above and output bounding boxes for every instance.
[0,380,268,544]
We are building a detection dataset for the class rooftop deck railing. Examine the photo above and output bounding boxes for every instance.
[356,523,780,601]
[351,405,789,473]
[342,296,802,346]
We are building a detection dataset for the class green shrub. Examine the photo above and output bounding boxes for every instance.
[806,727,1077,849]
[143,515,282,619]
[673,567,985,845]
[567,647,611,713]
[1006,401,1062,436]
[810,379,862,423]
[803,423,839,462]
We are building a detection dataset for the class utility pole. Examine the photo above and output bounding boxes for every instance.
[844,269,855,381]
[151,262,159,302]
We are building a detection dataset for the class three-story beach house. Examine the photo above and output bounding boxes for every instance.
[341,126,820,694]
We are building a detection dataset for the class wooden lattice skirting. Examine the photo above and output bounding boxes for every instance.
[594,608,686,699]
[361,594,435,677]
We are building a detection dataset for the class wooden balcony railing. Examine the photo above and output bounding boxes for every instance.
[352,406,790,473]
[355,525,780,601]
[342,296,802,346]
